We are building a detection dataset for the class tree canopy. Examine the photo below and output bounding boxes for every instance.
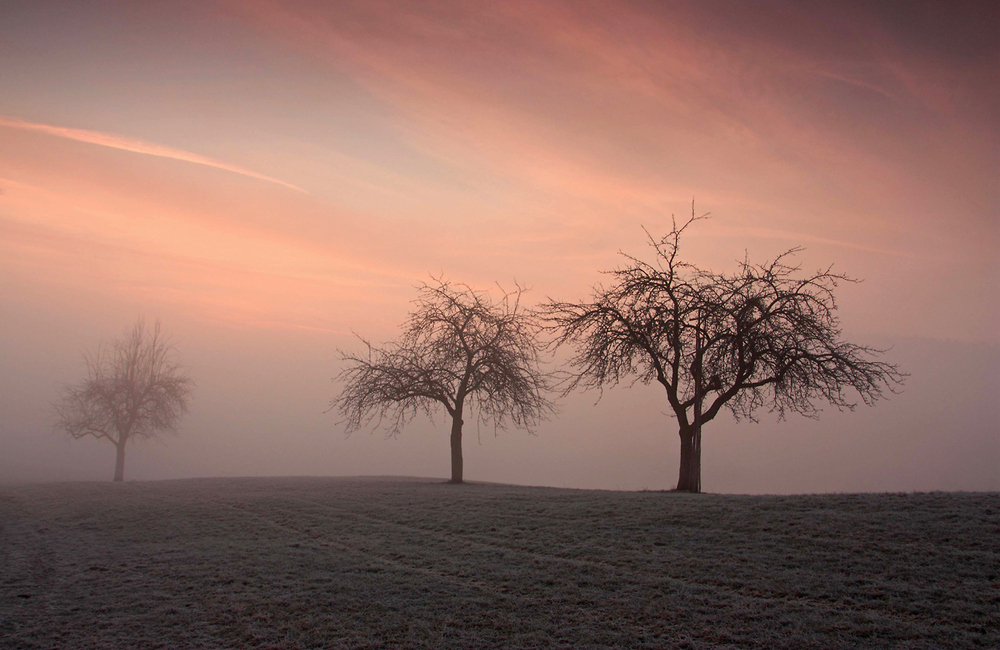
[331,278,553,483]
[54,319,193,481]
[544,211,904,492]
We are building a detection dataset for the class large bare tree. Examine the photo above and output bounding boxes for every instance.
[331,278,553,483]
[544,211,904,492]
[54,319,194,482]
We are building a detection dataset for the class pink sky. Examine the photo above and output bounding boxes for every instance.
[1,1,996,491]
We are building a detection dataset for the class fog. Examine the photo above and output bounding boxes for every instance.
[1,300,995,492]
[0,1,996,492]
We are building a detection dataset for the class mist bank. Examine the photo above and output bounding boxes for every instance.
[1,309,995,494]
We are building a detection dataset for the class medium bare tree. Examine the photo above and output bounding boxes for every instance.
[544,209,904,492]
[331,278,553,483]
[54,319,194,482]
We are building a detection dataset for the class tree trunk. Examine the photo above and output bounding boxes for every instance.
[448,413,464,484]
[113,441,127,482]
[675,425,702,492]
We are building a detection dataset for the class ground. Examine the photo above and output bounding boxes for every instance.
[0,477,997,649]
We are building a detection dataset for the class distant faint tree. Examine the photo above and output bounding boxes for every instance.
[544,209,904,492]
[54,319,194,482]
[331,278,553,483]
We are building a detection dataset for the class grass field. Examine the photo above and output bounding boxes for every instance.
[1,477,997,649]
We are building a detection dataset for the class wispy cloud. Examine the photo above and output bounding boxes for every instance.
[0,116,305,193]
[706,224,920,259]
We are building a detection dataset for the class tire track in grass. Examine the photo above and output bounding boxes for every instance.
[94,489,281,647]
[158,487,1000,648]
[221,495,655,644]
[118,484,1000,643]
[6,481,994,647]
[218,499,519,602]
[259,491,950,645]
[1,487,281,648]
[288,494,675,576]
[0,497,59,642]
[229,493,846,620]
[212,497,699,647]
[0,497,59,591]
[345,491,995,633]
[265,492,965,637]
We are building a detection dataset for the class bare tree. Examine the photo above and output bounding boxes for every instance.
[544,209,904,492]
[54,319,194,482]
[331,278,554,483]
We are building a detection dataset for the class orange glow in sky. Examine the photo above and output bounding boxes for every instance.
[1,1,996,491]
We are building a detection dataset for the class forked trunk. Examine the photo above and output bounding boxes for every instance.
[448,414,464,484]
[113,440,127,482]
[676,426,702,493]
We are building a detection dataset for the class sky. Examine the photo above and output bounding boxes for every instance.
[1,0,996,493]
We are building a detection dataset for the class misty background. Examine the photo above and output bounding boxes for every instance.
[3,301,996,492]
[1,1,996,492]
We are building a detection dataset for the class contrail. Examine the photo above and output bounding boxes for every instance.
[0,116,306,193]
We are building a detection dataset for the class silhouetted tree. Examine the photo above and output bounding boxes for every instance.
[544,210,904,492]
[331,278,553,483]
[54,319,194,482]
